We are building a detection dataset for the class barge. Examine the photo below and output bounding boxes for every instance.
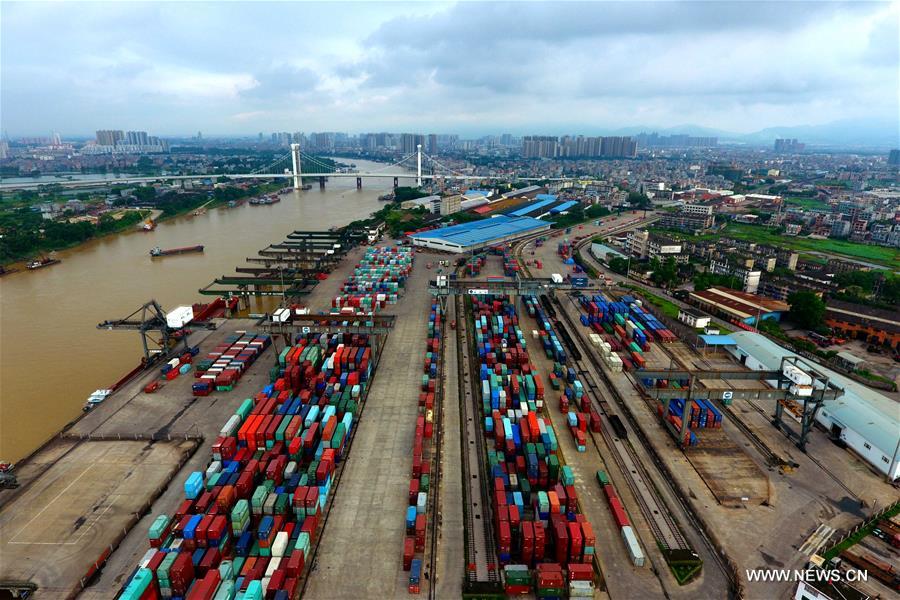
[150,245,205,257]
[27,257,61,270]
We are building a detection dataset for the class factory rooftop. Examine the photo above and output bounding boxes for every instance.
[690,286,789,322]
[727,331,900,479]
[409,215,550,253]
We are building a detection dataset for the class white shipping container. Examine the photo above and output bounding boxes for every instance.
[220,414,241,437]
[621,526,645,567]
[265,557,282,576]
[783,364,813,386]
[569,581,594,598]
[789,384,813,397]
[272,532,289,558]
[416,492,427,514]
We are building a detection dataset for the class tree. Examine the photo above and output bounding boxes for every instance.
[650,256,679,288]
[787,291,826,330]
[608,257,630,275]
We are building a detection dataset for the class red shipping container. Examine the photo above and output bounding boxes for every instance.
[568,563,593,581]
[403,536,415,570]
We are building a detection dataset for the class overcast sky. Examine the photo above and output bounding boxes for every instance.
[2,1,898,137]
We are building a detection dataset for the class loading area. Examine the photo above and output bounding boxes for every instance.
[0,439,195,598]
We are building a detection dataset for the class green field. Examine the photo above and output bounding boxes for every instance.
[702,223,900,269]
[784,196,826,211]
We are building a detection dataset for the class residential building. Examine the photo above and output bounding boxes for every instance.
[399,133,425,155]
[659,203,715,232]
[774,138,805,153]
[648,235,687,263]
[96,129,124,146]
[830,220,850,238]
[710,258,762,293]
[888,149,900,166]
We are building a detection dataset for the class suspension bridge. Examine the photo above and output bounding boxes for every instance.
[0,145,576,191]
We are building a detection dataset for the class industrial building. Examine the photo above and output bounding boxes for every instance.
[689,286,788,325]
[725,332,900,480]
[825,299,900,350]
[409,215,550,253]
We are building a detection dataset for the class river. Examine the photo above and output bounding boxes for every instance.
[0,158,416,462]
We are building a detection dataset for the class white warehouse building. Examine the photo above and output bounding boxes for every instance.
[724,331,900,480]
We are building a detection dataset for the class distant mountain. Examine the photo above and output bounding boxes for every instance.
[739,118,899,148]
[604,118,898,149]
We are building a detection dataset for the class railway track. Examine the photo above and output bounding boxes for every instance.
[426,301,446,599]
[620,298,800,472]
[548,298,690,551]
[548,294,742,594]
[454,294,501,590]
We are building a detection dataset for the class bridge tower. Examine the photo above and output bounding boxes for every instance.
[290,143,302,190]
[416,144,422,188]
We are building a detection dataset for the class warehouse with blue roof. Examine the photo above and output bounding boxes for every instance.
[409,215,551,253]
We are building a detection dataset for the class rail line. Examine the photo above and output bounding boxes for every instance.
[454,294,501,590]
[547,298,689,551]
[548,294,741,593]
[426,300,447,599]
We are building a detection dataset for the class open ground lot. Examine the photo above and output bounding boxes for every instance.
[0,439,193,597]
[304,247,438,599]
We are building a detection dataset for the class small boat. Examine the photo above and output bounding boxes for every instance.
[0,265,19,276]
[83,389,113,411]
[192,207,207,216]
[378,193,395,202]
[142,219,156,231]
[301,184,312,191]
[27,257,61,270]
[150,245,204,257]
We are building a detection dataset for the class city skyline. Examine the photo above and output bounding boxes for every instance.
[2,1,898,141]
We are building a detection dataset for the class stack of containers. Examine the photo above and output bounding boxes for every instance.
[333,246,412,314]
[596,470,645,567]
[658,397,721,446]
[524,295,603,441]
[402,303,442,577]
[501,248,520,278]
[122,330,377,598]
[465,253,485,277]
[577,293,683,369]
[159,347,201,382]
[470,295,595,596]
[193,333,271,395]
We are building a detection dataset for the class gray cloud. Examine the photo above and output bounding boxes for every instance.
[1,1,897,137]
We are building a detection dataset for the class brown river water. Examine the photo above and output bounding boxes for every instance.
[0,159,414,462]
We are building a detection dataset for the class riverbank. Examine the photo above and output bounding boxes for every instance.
[0,159,400,463]
[0,181,282,268]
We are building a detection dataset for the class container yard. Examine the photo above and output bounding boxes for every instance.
[3,212,899,600]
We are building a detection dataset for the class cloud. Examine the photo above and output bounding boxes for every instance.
[1,1,897,137]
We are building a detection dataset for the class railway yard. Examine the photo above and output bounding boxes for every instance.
[1,215,898,600]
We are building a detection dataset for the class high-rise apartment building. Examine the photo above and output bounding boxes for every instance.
[888,149,900,166]
[427,134,438,154]
[96,130,124,146]
[401,133,425,154]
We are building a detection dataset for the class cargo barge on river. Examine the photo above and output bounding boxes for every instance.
[150,245,205,257]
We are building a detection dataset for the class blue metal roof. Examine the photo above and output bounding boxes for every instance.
[509,197,557,217]
[410,215,548,247]
[535,194,557,201]
[699,334,736,346]
[549,200,578,214]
